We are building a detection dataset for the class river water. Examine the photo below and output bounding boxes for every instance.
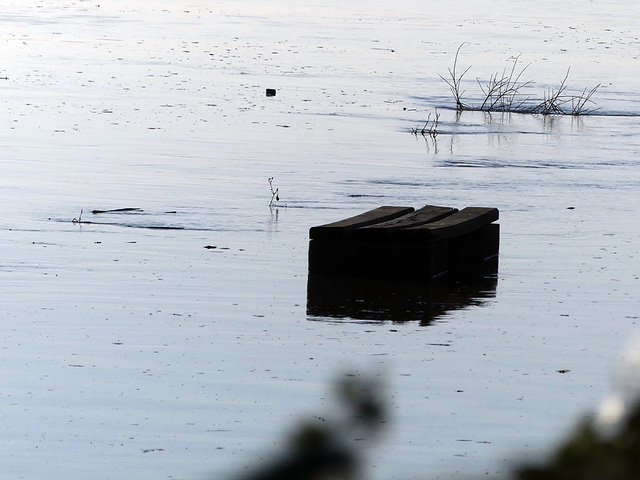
[1,1,639,479]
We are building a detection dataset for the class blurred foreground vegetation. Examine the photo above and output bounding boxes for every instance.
[515,343,640,480]
[515,401,640,480]
[228,347,640,480]
[230,373,385,480]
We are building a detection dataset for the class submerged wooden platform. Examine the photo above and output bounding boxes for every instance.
[308,204,499,280]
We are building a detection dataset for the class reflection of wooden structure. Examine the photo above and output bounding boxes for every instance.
[307,274,497,325]
[308,205,499,280]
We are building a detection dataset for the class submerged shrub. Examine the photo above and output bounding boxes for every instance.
[440,45,600,116]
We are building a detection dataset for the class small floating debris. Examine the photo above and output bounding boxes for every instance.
[266,88,276,97]
[69,207,185,230]
[141,448,164,454]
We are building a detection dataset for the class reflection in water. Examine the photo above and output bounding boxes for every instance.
[307,274,497,326]
[414,132,439,154]
[539,113,563,133]
[268,206,280,233]
[424,109,591,160]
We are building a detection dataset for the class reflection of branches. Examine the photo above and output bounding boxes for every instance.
[412,109,594,157]
[570,114,585,131]
[539,112,562,132]
[415,130,439,154]
[267,205,279,232]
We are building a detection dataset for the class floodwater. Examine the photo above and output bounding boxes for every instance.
[1,1,639,479]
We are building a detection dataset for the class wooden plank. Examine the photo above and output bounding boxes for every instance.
[394,207,499,243]
[308,205,500,280]
[353,205,457,240]
[308,239,366,274]
[448,223,500,278]
[308,238,448,278]
[309,206,414,240]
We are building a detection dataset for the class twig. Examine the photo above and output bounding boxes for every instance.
[72,209,84,224]
[478,55,533,112]
[570,83,601,115]
[438,43,470,111]
[531,68,571,115]
[411,109,439,137]
[268,177,279,207]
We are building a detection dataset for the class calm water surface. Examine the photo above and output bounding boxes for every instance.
[1,1,639,479]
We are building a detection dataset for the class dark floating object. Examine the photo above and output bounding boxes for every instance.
[92,208,143,214]
[266,88,276,97]
[70,207,184,230]
[145,226,184,230]
[308,204,499,280]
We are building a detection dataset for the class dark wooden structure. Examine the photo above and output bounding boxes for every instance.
[308,204,499,280]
